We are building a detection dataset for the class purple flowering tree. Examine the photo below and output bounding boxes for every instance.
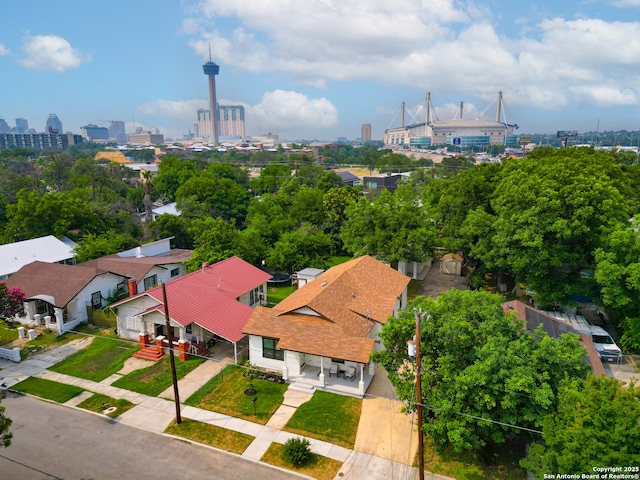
[0,282,26,325]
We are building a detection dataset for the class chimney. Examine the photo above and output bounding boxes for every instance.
[202,262,209,272]
[128,278,138,297]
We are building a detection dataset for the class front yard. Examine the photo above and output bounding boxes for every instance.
[12,377,84,403]
[185,365,287,424]
[111,356,205,396]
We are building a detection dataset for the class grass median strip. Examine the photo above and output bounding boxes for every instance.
[76,393,135,418]
[260,442,343,480]
[11,377,84,403]
[111,356,205,396]
[48,337,138,382]
[164,418,254,455]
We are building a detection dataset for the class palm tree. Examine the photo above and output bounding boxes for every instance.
[142,169,154,223]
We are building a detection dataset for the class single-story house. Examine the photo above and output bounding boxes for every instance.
[5,237,192,334]
[336,171,360,186]
[5,261,130,334]
[243,255,410,397]
[503,300,606,376]
[112,256,272,362]
[0,235,77,280]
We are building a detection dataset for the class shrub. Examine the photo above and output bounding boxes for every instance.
[282,437,311,466]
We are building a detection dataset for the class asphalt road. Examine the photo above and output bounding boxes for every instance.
[0,392,300,480]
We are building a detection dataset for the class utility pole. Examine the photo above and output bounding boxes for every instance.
[162,282,181,424]
[413,311,425,480]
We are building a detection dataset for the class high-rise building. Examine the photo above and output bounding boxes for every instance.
[0,118,10,134]
[46,114,63,134]
[15,118,28,133]
[197,106,245,140]
[128,131,164,145]
[81,124,109,141]
[361,124,372,143]
[108,121,126,143]
[219,105,245,138]
[202,53,220,144]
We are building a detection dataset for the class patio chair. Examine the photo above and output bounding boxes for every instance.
[329,363,339,377]
[344,366,356,382]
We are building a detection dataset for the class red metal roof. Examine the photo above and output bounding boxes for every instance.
[118,257,272,343]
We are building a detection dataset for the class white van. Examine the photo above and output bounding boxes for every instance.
[590,326,623,362]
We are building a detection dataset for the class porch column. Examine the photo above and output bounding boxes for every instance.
[178,326,186,342]
[233,342,238,363]
[139,320,150,348]
[358,364,365,396]
[318,361,325,387]
[54,307,64,332]
[178,340,188,361]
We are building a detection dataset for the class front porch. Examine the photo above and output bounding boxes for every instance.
[287,363,375,398]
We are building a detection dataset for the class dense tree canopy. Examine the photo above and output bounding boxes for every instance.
[373,290,589,453]
[521,375,640,478]
[341,185,435,263]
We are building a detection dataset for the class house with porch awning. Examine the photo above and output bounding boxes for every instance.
[242,255,410,397]
[113,256,272,362]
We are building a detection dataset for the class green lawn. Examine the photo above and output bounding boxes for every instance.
[261,442,343,480]
[185,366,287,425]
[77,393,135,418]
[11,377,84,403]
[165,418,254,455]
[0,323,19,346]
[284,390,362,448]
[267,285,296,305]
[48,337,138,382]
[111,356,205,396]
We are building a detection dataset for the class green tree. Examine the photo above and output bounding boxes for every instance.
[341,185,435,263]
[521,375,640,478]
[176,174,251,223]
[249,164,292,194]
[147,214,194,249]
[150,156,196,202]
[462,148,632,304]
[267,223,334,272]
[74,229,139,263]
[185,217,240,271]
[373,290,590,454]
[594,220,640,352]
[0,401,11,448]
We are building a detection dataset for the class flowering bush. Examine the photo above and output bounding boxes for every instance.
[0,282,26,321]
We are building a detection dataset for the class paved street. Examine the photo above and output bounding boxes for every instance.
[0,392,301,480]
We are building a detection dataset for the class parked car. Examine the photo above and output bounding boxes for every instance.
[590,326,622,362]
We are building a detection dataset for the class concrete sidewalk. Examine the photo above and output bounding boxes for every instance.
[0,338,444,480]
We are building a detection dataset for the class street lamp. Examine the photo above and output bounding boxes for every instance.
[408,311,429,480]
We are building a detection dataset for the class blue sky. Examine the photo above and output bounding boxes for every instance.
[1,0,639,142]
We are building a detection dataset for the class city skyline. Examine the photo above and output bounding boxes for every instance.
[1,1,640,141]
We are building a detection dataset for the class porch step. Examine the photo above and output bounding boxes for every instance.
[288,381,316,394]
[133,347,164,362]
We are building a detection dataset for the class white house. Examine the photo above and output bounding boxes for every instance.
[0,235,77,281]
[242,255,410,397]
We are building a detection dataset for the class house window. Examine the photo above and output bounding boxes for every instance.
[186,324,192,335]
[143,275,158,290]
[91,291,102,310]
[262,337,284,360]
[170,268,180,278]
[331,358,345,364]
[35,299,49,315]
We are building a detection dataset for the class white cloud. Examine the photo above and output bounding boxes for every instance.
[248,90,338,134]
[609,0,640,6]
[186,1,640,110]
[19,35,89,72]
[0,44,9,56]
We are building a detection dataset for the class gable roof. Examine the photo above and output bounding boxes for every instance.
[503,300,606,377]
[116,256,272,343]
[5,261,126,308]
[80,248,192,283]
[243,255,409,363]
[0,235,77,278]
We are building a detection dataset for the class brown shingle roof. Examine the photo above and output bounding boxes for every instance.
[6,261,126,308]
[243,256,409,363]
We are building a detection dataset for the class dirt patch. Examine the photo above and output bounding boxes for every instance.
[415,258,468,299]
[118,356,154,375]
